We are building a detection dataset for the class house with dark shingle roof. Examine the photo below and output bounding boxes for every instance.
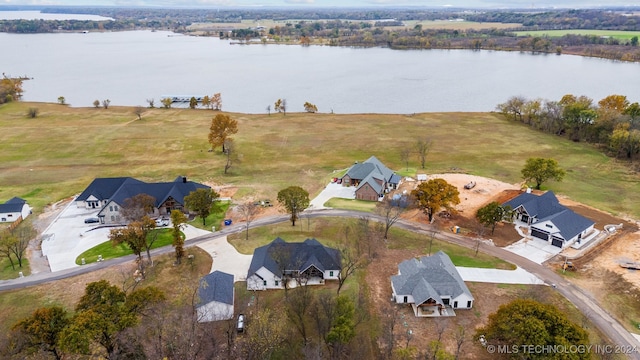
[75,176,210,224]
[341,156,401,201]
[503,191,595,248]
[197,271,234,322]
[0,197,31,224]
[247,238,341,290]
[391,251,473,317]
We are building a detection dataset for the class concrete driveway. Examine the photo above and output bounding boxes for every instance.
[309,182,355,209]
[40,201,214,272]
[196,235,253,282]
[504,237,562,264]
[456,266,544,285]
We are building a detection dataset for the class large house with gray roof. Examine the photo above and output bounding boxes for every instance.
[341,156,401,201]
[391,251,474,317]
[197,271,235,322]
[503,191,595,248]
[75,176,210,225]
[247,238,341,291]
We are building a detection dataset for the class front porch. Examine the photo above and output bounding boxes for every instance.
[411,303,456,317]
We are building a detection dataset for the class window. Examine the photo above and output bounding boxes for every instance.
[7,214,12,217]
[110,216,115,221]
[114,206,118,211]
[329,271,334,277]
[275,280,279,286]
[546,224,553,228]
[453,301,458,308]
[403,296,408,303]
[467,301,472,308]
[109,206,113,211]
[263,280,267,286]
[443,298,450,305]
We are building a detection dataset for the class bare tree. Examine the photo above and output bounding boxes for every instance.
[336,226,368,295]
[266,104,271,115]
[425,318,450,360]
[237,201,259,240]
[375,195,411,240]
[102,99,111,109]
[146,98,155,108]
[415,138,432,169]
[399,146,411,171]
[285,285,314,345]
[380,302,401,360]
[134,106,144,120]
[223,138,238,174]
[427,229,438,256]
[454,324,467,360]
[121,193,156,222]
[9,222,36,268]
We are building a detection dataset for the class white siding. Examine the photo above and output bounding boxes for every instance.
[247,267,282,290]
[0,210,20,223]
[197,302,234,322]
[323,269,340,281]
[452,293,474,309]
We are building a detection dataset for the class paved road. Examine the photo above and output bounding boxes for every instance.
[1,209,638,359]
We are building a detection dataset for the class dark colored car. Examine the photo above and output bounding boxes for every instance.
[84,217,99,224]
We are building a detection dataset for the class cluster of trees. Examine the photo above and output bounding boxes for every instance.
[497,94,640,163]
[0,75,24,104]
[477,298,590,360]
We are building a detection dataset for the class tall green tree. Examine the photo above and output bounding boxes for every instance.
[326,296,356,357]
[59,280,165,359]
[277,186,310,226]
[170,209,187,264]
[411,178,460,222]
[476,202,512,235]
[208,113,238,153]
[12,306,70,360]
[521,157,565,190]
[184,188,221,226]
[477,299,589,360]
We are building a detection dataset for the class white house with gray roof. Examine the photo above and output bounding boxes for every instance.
[0,197,31,224]
[391,251,474,317]
[341,156,401,201]
[503,191,595,248]
[247,238,341,290]
[197,271,234,322]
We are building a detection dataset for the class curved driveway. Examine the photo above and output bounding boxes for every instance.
[1,209,639,359]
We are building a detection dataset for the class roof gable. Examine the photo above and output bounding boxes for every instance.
[534,209,594,240]
[248,238,341,278]
[391,251,473,304]
[0,197,28,213]
[344,156,395,183]
[197,271,234,306]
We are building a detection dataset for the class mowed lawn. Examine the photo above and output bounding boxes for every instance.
[1,102,639,218]
[514,29,640,40]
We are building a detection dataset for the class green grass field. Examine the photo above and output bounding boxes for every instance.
[514,29,640,40]
[1,102,639,220]
[228,216,514,269]
[0,258,30,280]
[75,228,176,265]
[323,198,376,212]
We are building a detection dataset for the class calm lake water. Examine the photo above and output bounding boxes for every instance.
[2,29,640,113]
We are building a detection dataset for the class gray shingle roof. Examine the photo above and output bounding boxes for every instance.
[391,251,473,306]
[344,156,395,183]
[197,271,234,306]
[78,176,209,209]
[504,191,594,240]
[0,197,27,214]
[248,238,341,278]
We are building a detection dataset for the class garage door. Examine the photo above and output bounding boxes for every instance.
[530,228,548,240]
[551,238,563,248]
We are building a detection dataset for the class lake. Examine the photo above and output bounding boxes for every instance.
[2,30,640,113]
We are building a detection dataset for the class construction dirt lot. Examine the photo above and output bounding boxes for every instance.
[362,173,640,357]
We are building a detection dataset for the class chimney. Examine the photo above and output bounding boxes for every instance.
[182,176,187,183]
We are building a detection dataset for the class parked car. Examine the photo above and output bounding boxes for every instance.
[84,217,99,224]
[155,218,169,227]
[237,314,245,333]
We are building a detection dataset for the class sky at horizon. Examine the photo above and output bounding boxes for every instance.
[1,0,638,9]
